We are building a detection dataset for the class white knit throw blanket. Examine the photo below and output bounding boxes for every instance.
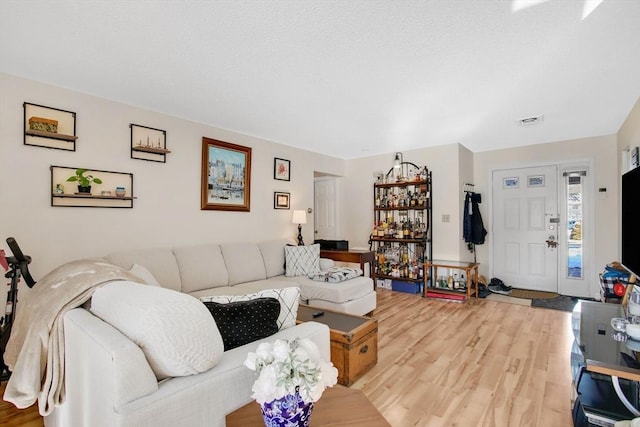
[3,259,142,415]
[308,267,363,283]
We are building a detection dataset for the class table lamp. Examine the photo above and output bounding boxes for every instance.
[292,210,307,246]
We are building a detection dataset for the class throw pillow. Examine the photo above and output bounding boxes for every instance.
[200,287,300,330]
[129,263,161,287]
[319,257,335,271]
[202,298,280,351]
[285,244,320,277]
[90,280,224,380]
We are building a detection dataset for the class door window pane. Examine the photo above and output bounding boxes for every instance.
[567,175,583,278]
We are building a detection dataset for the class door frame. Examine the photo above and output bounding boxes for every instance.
[488,159,595,297]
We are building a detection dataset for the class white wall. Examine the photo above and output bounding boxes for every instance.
[2,72,635,302]
[0,73,345,284]
[341,144,463,260]
[473,134,619,296]
[457,144,475,261]
[618,96,640,173]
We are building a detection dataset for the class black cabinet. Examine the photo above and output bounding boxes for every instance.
[571,301,640,426]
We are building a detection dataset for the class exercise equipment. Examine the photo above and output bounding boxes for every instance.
[0,237,36,382]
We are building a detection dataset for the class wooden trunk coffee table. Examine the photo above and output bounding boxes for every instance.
[226,386,390,426]
[297,305,378,386]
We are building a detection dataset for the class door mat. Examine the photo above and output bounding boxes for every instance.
[485,293,532,307]
[531,295,579,312]
[509,288,560,300]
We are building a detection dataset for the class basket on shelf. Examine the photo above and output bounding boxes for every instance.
[28,116,58,133]
[599,273,630,300]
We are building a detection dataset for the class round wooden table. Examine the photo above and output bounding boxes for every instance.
[226,386,390,426]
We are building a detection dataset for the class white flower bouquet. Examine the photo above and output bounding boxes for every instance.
[244,338,338,405]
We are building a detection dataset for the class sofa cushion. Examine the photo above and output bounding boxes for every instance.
[129,264,161,286]
[173,244,229,293]
[285,244,320,277]
[105,248,182,292]
[90,280,224,380]
[258,239,289,278]
[200,287,300,330]
[202,297,280,351]
[281,275,373,304]
[220,242,267,286]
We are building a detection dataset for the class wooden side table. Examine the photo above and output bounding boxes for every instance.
[319,249,375,283]
[425,259,479,300]
[226,386,390,426]
[297,305,378,386]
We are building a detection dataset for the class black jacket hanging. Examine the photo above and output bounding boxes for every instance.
[471,193,487,244]
[463,192,473,243]
[463,192,487,248]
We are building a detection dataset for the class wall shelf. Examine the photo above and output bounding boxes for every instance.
[50,165,135,208]
[52,193,136,201]
[25,129,78,142]
[24,102,77,151]
[131,145,171,155]
[130,123,169,162]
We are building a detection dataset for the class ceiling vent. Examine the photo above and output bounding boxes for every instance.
[517,115,544,126]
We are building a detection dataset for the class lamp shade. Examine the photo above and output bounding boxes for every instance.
[292,210,307,225]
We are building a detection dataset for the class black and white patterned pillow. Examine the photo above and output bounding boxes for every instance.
[202,297,280,351]
[200,287,300,330]
[284,244,320,277]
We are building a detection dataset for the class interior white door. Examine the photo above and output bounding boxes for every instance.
[492,165,558,292]
[314,178,337,240]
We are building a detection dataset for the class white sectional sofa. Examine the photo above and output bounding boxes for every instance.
[41,239,375,427]
[45,308,330,427]
[103,239,376,316]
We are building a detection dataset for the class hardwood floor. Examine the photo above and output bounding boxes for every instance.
[0,381,42,427]
[0,289,573,427]
[354,289,574,427]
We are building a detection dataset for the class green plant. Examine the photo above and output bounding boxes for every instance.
[66,168,103,188]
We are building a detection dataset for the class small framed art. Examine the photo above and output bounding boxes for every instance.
[274,158,290,181]
[274,192,290,209]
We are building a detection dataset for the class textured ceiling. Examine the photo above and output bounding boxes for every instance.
[1,0,639,159]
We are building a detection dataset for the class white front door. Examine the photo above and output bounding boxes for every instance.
[492,165,558,292]
[314,178,337,240]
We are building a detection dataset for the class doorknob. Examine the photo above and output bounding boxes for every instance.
[545,236,558,248]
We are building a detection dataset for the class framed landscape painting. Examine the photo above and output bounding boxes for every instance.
[201,137,251,211]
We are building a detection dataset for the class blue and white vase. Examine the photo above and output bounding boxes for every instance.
[260,390,314,427]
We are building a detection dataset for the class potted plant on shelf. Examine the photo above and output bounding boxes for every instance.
[66,168,103,194]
